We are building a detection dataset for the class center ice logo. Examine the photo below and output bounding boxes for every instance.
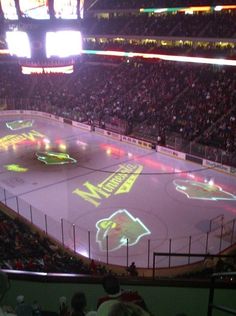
[73,164,143,207]
[36,151,77,165]
[96,209,151,252]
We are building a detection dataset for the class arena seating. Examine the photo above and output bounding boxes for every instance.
[83,12,236,39]
[92,0,234,9]
[0,60,235,153]
[0,2,235,316]
[2,199,235,278]
[0,209,108,275]
[91,0,236,10]
[83,38,234,59]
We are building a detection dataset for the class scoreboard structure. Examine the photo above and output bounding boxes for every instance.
[0,0,84,73]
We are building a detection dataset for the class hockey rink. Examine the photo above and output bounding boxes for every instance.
[0,113,236,268]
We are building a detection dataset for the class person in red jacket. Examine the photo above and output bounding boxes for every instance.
[97,275,148,312]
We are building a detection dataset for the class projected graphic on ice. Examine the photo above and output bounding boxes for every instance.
[96,209,151,251]
[0,130,45,149]
[174,179,236,201]
[36,151,77,165]
[1,113,236,267]
[73,164,143,207]
[4,164,28,172]
[6,120,34,130]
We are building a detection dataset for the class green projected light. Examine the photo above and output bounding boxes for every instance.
[73,163,143,207]
[174,179,236,201]
[4,164,28,172]
[96,209,151,252]
[36,151,77,165]
[6,120,34,130]
[0,130,45,150]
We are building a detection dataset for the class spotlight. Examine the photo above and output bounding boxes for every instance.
[59,143,66,151]
[208,179,214,186]
[43,138,50,144]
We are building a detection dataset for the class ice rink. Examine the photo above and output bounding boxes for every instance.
[0,114,236,268]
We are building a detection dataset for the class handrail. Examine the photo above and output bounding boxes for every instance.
[152,252,236,279]
[208,272,236,316]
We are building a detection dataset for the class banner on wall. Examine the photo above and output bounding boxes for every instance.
[202,159,236,176]
[157,145,186,159]
[72,121,91,131]
[122,135,153,149]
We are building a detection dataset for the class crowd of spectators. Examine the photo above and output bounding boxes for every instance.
[200,108,236,152]
[83,38,235,59]
[0,210,108,275]
[0,271,181,316]
[181,253,236,279]
[83,11,236,39]
[0,59,235,155]
[91,0,236,9]
[162,65,236,149]
[1,203,235,279]
[1,269,235,316]
[0,5,235,315]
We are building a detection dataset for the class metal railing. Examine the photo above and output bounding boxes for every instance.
[152,253,236,279]
[1,186,236,269]
[208,272,236,316]
[165,133,236,168]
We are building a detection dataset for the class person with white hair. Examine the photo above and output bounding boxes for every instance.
[59,296,69,316]
[15,295,32,316]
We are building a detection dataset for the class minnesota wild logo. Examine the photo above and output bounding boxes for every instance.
[73,164,143,207]
[96,209,151,251]
[0,130,45,149]
[36,152,77,165]
[6,120,34,130]
[174,179,236,201]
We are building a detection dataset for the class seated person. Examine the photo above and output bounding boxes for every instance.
[71,292,86,316]
[97,275,148,312]
[59,297,70,316]
[127,262,138,277]
[71,292,96,316]
[15,295,32,316]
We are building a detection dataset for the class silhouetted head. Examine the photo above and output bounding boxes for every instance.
[0,272,9,301]
[102,275,120,295]
[71,292,87,313]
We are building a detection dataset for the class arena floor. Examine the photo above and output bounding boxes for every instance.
[0,114,236,268]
